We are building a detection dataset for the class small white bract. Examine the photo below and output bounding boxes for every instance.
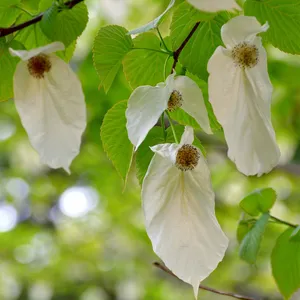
[10,42,86,173]
[142,126,229,298]
[208,16,280,176]
[126,73,212,149]
[186,0,240,12]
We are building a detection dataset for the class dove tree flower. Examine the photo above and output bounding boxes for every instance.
[142,126,229,298]
[10,42,86,173]
[208,16,280,176]
[126,73,212,149]
[186,0,240,12]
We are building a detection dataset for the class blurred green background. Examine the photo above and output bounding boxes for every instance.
[1,0,300,299]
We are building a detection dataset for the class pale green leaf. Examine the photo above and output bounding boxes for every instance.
[240,188,277,217]
[123,32,173,89]
[176,12,230,80]
[40,2,88,47]
[0,0,21,27]
[272,228,300,299]
[93,25,133,93]
[128,0,175,35]
[245,0,300,54]
[170,2,216,50]
[100,100,134,182]
[239,213,269,264]
[0,40,23,102]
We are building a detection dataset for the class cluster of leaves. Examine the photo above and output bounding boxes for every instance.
[93,1,300,299]
[238,188,300,299]
[2,0,300,298]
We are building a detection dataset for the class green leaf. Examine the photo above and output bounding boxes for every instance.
[93,25,133,93]
[272,228,300,299]
[0,0,21,27]
[237,220,255,243]
[136,127,165,185]
[290,226,300,243]
[245,0,300,54]
[240,188,277,217]
[123,33,173,89]
[239,213,269,264]
[40,2,88,47]
[175,12,230,81]
[170,2,216,50]
[0,40,23,102]
[128,0,175,35]
[100,100,134,183]
[169,109,200,130]
[135,124,206,185]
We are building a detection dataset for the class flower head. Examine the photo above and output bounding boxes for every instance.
[126,74,212,149]
[10,42,86,173]
[186,0,240,12]
[142,126,228,298]
[208,16,280,176]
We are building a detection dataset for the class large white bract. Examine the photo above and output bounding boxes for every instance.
[208,16,280,176]
[142,126,229,298]
[186,0,240,12]
[10,42,86,173]
[126,73,212,149]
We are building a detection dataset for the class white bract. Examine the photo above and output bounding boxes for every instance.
[126,73,212,149]
[186,0,240,12]
[10,42,86,173]
[142,126,228,298]
[208,16,280,176]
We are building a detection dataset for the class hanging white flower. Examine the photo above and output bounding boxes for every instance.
[186,0,240,12]
[208,16,280,176]
[126,73,212,149]
[10,42,86,173]
[142,126,228,298]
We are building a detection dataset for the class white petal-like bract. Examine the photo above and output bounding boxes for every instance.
[173,76,212,134]
[208,16,280,176]
[221,16,269,49]
[126,85,170,149]
[143,137,228,297]
[10,42,65,61]
[12,44,86,172]
[186,0,240,12]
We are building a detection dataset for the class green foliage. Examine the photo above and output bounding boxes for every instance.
[170,7,230,80]
[0,40,23,102]
[237,220,254,243]
[245,0,300,54]
[240,188,277,217]
[93,25,133,93]
[169,109,200,129]
[100,100,134,183]
[272,228,300,299]
[40,2,88,47]
[0,0,21,27]
[239,213,269,264]
[128,0,175,35]
[170,2,215,50]
[123,33,173,89]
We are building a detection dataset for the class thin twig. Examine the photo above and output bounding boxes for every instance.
[153,262,256,300]
[270,216,298,228]
[0,0,84,38]
[171,22,200,71]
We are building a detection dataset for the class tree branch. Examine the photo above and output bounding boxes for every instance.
[153,262,256,300]
[171,22,200,71]
[0,0,84,38]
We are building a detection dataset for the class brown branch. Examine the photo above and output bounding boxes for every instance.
[0,0,84,38]
[153,262,257,300]
[171,22,200,71]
